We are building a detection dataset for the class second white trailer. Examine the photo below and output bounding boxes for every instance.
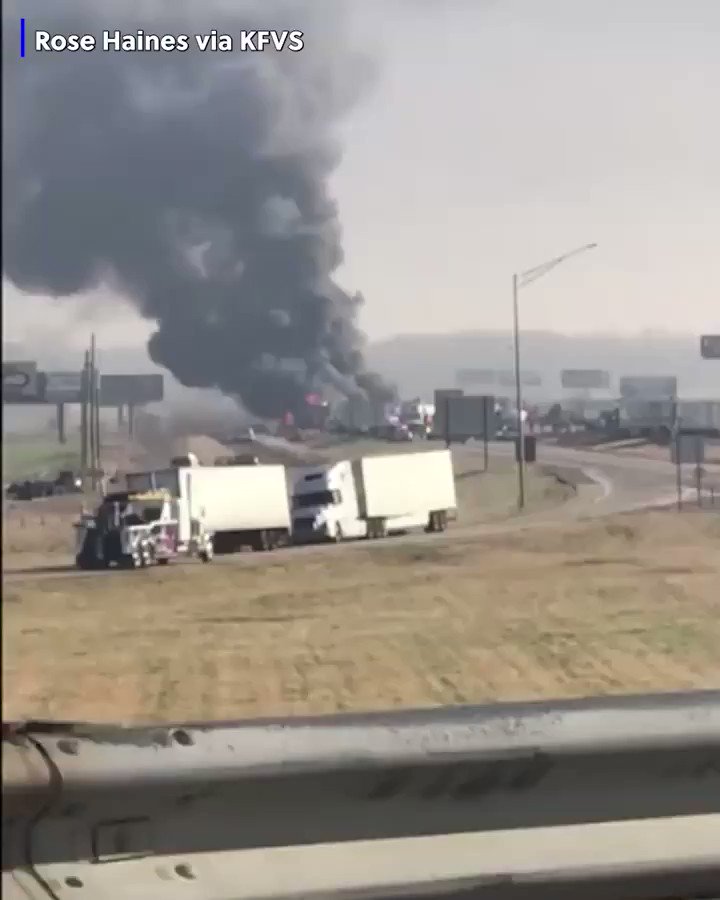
[291,449,457,543]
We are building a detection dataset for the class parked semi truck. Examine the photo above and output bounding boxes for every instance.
[291,449,457,543]
[125,464,291,554]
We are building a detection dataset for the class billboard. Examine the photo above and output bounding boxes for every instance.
[456,369,496,387]
[619,375,677,400]
[43,371,83,403]
[700,334,720,359]
[2,361,40,401]
[497,370,542,388]
[561,369,611,390]
[100,374,164,406]
[456,370,542,388]
[445,395,497,440]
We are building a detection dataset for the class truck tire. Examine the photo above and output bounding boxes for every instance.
[427,511,446,533]
[157,558,169,566]
[252,530,270,552]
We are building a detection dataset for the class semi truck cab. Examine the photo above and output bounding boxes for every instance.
[291,462,367,542]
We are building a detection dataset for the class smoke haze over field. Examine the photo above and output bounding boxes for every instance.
[2,0,394,416]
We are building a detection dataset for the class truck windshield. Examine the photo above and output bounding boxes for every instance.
[293,490,340,509]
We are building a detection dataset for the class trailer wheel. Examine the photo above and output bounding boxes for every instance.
[426,511,445,533]
[252,531,270,552]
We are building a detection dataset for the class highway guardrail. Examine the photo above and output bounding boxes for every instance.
[3,690,720,898]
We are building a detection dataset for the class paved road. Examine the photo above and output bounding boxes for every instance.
[487,439,720,518]
[4,442,718,584]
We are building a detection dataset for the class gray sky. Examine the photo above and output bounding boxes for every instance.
[4,0,719,347]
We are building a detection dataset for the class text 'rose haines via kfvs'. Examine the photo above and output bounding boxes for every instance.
[33,29,305,53]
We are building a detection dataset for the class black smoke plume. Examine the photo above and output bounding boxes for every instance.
[2,0,395,417]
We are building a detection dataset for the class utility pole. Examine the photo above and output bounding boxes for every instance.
[512,273,525,508]
[89,334,97,490]
[80,349,90,484]
[94,341,102,485]
[512,243,597,510]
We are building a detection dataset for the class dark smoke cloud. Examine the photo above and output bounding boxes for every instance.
[2,0,395,417]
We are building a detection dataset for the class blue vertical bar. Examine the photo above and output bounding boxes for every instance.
[20,18,26,58]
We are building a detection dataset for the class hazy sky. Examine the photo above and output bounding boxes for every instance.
[4,0,719,347]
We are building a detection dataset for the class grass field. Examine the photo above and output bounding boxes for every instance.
[2,433,82,482]
[4,510,719,723]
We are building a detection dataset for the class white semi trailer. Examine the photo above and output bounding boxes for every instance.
[125,464,291,553]
[291,449,457,543]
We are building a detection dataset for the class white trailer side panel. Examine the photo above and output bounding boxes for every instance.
[184,466,290,533]
[357,450,457,520]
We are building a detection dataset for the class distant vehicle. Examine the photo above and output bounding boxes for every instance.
[54,470,83,494]
[6,480,54,501]
[6,470,82,501]
[291,449,457,543]
[170,452,200,467]
[214,454,260,466]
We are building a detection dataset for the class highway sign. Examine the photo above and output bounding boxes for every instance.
[2,361,40,401]
[561,369,610,389]
[619,375,678,400]
[456,370,542,388]
[44,371,83,403]
[671,434,705,466]
[432,388,463,438]
[100,374,164,406]
[700,334,720,359]
[445,395,497,440]
[497,370,542,388]
[456,369,496,386]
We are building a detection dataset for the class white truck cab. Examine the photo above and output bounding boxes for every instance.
[291,461,367,542]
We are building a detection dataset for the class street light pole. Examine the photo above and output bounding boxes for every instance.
[512,242,597,510]
[512,273,525,508]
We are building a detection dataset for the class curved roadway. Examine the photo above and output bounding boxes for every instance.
[3,442,718,583]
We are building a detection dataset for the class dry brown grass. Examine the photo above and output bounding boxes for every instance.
[3,510,719,724]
